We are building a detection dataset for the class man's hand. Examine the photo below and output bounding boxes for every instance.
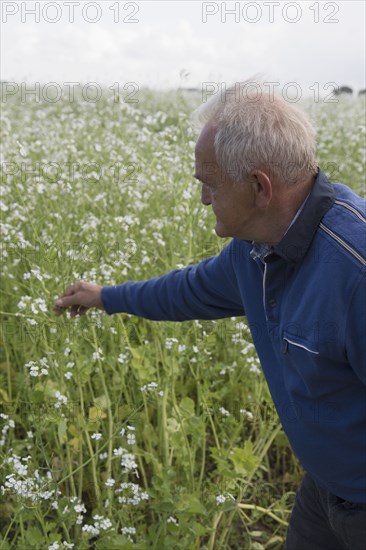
[53,281,104,317]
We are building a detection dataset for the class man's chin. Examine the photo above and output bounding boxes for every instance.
[214,222,230,238]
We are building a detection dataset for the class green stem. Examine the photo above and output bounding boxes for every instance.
[4,344,12,401]
[93,324,114,504]
[160,384,169,467]
[171,401,194,490]
[78,442,84,502]
[208,511,223,550]
[237,503,288,526]
[248,422,282,484]
[65,443,77,497]
[1,509,21,548]
[78,382,101,505]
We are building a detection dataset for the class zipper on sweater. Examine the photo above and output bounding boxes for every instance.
[283,337,319,355]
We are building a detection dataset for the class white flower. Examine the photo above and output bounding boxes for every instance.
[91,433,102,441]
[105,478,115,487]
[27,318,37,326]
[64,371,73,380]
[121,452,138,473]
[240,409,254,420]
[127,433,136,445]
[167,516,179,525]
[92,515,113,531]
[74,503,86,514]
[92,349,105,362]
[216,495,226,504]
[82,524,99,536]
[54,391,67,408]
[165,337,178,350]
[219,407,230,417]
[113,447,125,457]
[17,296,31,309]
[118,353,129,364]
[140,382,161,395]
[121,526,136,535]
[249,363,261,375]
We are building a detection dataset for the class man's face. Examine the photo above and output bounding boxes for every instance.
[194,124,257,240]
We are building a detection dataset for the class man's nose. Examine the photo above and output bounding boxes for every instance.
[201,183,211,206]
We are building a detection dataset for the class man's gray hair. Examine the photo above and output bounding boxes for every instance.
[191,77,318,186]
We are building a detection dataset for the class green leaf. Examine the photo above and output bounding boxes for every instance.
[88,405,107,421]
[275,431,289,448]
[24,527,44,546]
[94,394,111,410]
[192,522,207,536]
[96,534,145,549]
[31,390,44,404]
[58,418,67,443]
[179,397,195,418]
[220,499,237,512]
[265,535,285,548]
[177,494,207,515]
[166,417,180,433]
[230,440,257,475]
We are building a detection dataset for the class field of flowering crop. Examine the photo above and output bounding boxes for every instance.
[0,87,365,549]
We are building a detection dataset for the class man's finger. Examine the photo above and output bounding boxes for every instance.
[70,304,80,317]
[55,281,83,307]
[57,281,83,301]
[52,305,65,316]
[55,293,79,308]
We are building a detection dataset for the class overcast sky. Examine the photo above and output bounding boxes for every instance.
[1,1,365,95]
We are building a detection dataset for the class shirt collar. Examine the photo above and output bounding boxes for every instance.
[250,168,336,264]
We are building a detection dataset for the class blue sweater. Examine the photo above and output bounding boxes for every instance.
[102,169,366,503]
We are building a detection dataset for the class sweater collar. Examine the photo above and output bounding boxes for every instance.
[272,167,336,264]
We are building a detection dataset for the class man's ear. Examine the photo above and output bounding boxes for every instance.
[252,170,272,208]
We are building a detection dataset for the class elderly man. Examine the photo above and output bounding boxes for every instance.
[54,80,366,549]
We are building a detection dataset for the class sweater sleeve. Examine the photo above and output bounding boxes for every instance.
[345,272,366,386]
[101,239,245,321]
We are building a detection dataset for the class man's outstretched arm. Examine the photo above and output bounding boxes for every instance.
[53,239,245,321]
